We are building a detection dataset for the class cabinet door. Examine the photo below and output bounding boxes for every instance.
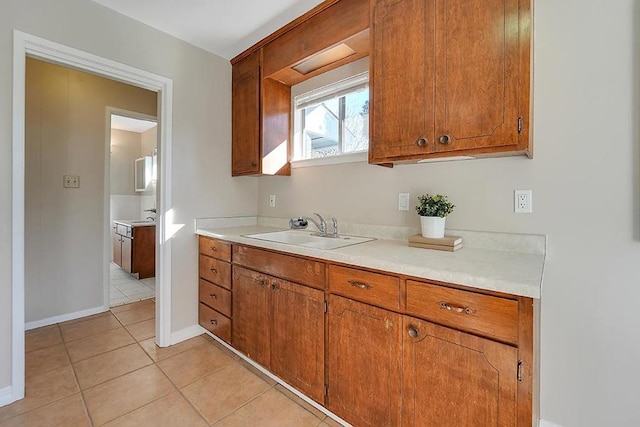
[402,316,518,426]
[113,232,122,267]
[434,0,520,153]
[270,279,325,404]
[370,0,435,162]
[327,295,402,427]
[121,236,132,274]
[232,50,261,176]
[232,266,270,368]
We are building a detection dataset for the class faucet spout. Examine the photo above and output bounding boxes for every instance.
[302,213,329,236]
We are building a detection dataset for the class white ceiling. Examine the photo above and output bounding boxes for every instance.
[111,115,157,133]
[90,0,326,60]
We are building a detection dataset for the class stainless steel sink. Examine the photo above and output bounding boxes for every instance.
[243,230,375,250]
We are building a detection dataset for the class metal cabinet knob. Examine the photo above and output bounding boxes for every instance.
[439,135,450,144]
[416,137,427,147]
[209,293,217,299]
[408,325,419,338]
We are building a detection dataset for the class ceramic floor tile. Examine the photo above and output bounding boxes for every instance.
[274,384,327,420]
[25,325,62,353]
[110,300,154,314]
[125,319,155,342]
[110,288,125,299]
[113,281,149,295]
[25,344,70,379]
[212,388,323,427]
[102,392,208,427]
[112,303,155,326]
[58,311,112,328]
[109,297,130,307]
[237,359,277,386]
[123,289,154,300]
[66,327,134,362]
[82,365,175,426]
[157,343,234,388]
[182,362,272,424]
[73,343,153,390]
[0,394,90,427]
[138,336,207,362]
[0,365,78,423]
[321,416,348,427]
[60,313,122,342]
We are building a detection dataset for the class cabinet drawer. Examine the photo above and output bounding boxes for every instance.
[406,280,519,344]
[199,236,231,261]
[233,245,325,289]
[328,265,400,310]
[199,256,231,289]
[199,303,231,343]
[199,279,232,317]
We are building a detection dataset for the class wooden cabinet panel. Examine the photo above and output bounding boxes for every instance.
[232,50,261,176]
[199,279,232,317]
[199,236,231,261]
[232,266,271,368]
[370,0,435,162]
[434,0,520,153]
[270,278,325,404]
[199,256,231,290]
[132,226,155,280]
[199,303,231,344]
[402,316,518,426]
[406,280,519,344]
[327,295,402,427]
[233,245,325,289]
[328,265,399,310]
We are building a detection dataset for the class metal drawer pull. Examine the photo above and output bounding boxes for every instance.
[209,293,217,299]
[407,325,419,338]
[348,280,372,290]
[211,246,217,252]
[210,268,218,274]
[438,301,475,315]
[210,319,218,325]
[257,278,267,288]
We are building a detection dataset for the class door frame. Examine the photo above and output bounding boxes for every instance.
[11,30,174,404]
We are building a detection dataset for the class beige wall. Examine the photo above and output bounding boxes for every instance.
[257,1,640,426]
[110,129,143,196]
[1,0,258,394]
[25,58,157,323]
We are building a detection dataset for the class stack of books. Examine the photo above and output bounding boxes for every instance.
[408,234,463,252]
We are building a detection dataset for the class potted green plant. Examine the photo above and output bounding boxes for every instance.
[415,194,455,238]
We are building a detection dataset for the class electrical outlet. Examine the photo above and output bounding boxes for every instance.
[398,193,410,211]
[514,190,532,213]
[63,175,80,189]
[269,194,276,208]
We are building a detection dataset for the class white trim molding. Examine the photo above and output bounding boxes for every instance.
[25,306,106,331]
[171,325,206,346]
[540,419,563,427]
[0,386,14,407]
[11,30,174,405]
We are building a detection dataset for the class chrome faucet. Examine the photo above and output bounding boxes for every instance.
[305,213,327,236]
[146,216,155,221]
[331,216,339,238]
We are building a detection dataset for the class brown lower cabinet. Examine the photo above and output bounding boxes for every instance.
[232,265,326,403]
[198,236,534,425]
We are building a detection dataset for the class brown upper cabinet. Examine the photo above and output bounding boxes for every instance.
[230,0,531,174]
[369,0,531,163]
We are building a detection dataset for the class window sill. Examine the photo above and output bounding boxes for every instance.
[291,152,368,169]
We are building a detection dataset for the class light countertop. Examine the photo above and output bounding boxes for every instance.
[195,219,544,299]
[113,219,156,228]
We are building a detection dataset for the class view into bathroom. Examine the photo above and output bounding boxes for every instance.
[109,114,158,307]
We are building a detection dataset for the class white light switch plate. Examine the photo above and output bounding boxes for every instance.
[398,193,410,211]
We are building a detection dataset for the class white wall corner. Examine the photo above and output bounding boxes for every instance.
[0,386,14,408]
[24,306,106,331]
[540,419,563,427]
[170,324,206,346]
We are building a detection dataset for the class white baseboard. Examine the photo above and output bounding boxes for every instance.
[25,305,106,330]
[0,386,15,407]
[540,419,563,427]
[170,324,205,346]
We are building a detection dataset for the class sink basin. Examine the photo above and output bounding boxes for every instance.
[127,220,154,224]
[243,230,375,250]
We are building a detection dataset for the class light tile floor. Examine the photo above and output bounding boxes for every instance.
[1,300,343,426]
[110,262,155,307]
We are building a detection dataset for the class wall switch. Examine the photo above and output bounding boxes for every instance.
[269,194,276,208]
[398,192,410,211]
[514,189,532,213]
[63,175,80,189]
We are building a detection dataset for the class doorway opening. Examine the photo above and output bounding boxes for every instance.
[109,113,158,307]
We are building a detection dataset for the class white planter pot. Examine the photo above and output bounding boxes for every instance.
[420,216,446,238]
